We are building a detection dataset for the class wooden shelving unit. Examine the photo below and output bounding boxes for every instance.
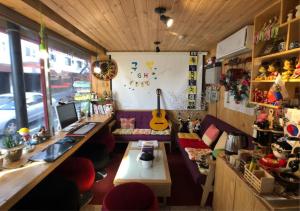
[251,102,280,109]
[250,0,300,108]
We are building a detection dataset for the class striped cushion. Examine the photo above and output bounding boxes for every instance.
[120,118,135,129]
[202,124,220,146]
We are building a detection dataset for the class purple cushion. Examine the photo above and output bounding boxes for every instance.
[103,182,157,210]
[115,110,153,129]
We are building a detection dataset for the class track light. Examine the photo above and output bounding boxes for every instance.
[154,41,161,53]
[154,7,174,28]
[160,15,173,28]
[156,46,160,52]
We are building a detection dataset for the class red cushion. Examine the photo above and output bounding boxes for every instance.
[102,182,158,210]
[179,138,210,149]
[56,157,95,193]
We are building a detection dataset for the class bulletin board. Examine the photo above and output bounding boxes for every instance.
[109,52,204,110]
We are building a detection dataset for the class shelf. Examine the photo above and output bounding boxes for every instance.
[252,125,284,134]
[280,17,300,27]
[251,79,300,83]
[254,48,300,61]
[250,102,280,109]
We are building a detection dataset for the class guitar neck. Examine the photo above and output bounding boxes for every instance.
[157,95,160,113]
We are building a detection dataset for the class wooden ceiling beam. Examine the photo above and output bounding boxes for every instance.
[0,3,98,56]
[22,0,106,53]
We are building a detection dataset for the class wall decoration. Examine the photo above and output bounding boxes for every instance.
[187,52,198,109]
[109,52,205,110]
[220,56,255,115]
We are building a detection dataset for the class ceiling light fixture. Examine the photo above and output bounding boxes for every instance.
[160,15,174,28]
[154,41,161,52]
[154,7,174,28]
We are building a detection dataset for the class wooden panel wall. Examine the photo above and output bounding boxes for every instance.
[91,55,111,98]
[207,52,255,136]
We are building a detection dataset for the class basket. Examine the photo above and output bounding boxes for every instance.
[244,164,274,194]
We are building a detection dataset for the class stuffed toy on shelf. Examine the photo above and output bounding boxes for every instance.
[259,138,292,169]
[281,59,294,80]
[255,66,267,80]
[291,57,300,79]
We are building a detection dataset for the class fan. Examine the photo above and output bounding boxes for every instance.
[92,59,118,81]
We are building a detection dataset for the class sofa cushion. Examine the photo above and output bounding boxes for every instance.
[112,128,134,135]
[116,111,154,129]
[120,118,135,129]
[185,148,212,161]
[202,124,220,146]
[114,134,171,142]
[178,132,199,139]
[151,129,170,135]
[132,129,152,135]
[214,131,228,150]
[179,139,210,149]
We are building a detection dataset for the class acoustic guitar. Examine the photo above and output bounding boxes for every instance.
[149,89,169,131]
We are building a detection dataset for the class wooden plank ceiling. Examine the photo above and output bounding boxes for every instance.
[1,0,273,52]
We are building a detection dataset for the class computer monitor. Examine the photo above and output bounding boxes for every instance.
[56,102,78,129]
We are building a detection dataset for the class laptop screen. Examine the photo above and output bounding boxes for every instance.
[56,103,78,129]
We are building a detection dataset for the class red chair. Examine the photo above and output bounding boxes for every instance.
[56,157,95,193]
[101,131,116,154]
[102,182,159,211]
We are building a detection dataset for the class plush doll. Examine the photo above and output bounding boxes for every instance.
[291,57,300,79]
[18,127,31,143]
[259,139,292,168]
[188,119,201,134]
[178,117,190,133]
[282,59,294,80]
[255,66,267,80]
[267,63,279,80]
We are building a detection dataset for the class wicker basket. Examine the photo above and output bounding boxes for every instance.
[244,164,274,194]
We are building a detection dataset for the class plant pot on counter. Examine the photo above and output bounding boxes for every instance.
[4,145,24,162]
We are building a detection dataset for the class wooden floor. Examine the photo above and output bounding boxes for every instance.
[81,204,212,211]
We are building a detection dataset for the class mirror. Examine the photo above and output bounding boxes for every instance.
[92,59,118,81]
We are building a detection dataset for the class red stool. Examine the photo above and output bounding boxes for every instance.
[56,157,95,193]
[100,131,116,154]
[102,182,159,211]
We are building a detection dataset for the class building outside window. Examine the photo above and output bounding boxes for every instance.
[49,48,90,132]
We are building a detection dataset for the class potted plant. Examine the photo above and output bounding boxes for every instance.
[1,131,24,162]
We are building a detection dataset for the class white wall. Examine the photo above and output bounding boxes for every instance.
[109,52,204,110]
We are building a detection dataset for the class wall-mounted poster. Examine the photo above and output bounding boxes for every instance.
[109,52,205,110]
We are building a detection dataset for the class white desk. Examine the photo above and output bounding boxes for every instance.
[114,142,171,203]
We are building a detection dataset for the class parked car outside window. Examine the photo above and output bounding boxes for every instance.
[0,92,56,135]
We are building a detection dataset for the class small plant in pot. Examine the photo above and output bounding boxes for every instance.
[1,130,24,162]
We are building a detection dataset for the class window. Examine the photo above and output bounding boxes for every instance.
[25,47,30,56]
[65,57,71,66]
[77,61,82,68]
[0,31,14,136]
[50,53,56,62]
[21,38,47,134]
[49,48,90,132]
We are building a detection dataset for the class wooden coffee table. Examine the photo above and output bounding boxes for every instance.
[113,142,171,203]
